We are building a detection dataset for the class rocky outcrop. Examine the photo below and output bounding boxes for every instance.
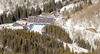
[86,28,97,33]
[91,0,100,4]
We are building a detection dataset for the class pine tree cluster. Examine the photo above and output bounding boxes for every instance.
[0,28,96,54]
[0,5,42,24]
[0,29,64,54]
[43,0,63,13]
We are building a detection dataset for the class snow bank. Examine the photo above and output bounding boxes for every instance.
[31,25,45,34]
[0,23,23,30]
[0,5,4,14]
[67,43,88,53]
[56,37,88,53]
[91,0,100,4]
[60,4,75,13]
[55,0,62,3]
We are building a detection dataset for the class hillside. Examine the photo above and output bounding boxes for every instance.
[0,0,100,54]
[56,1,100,53]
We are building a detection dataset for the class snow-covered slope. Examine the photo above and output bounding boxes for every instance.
[60,1,88,14]
[56,38,88,53]
[56,2,100,51]
[67,43,88,53]
[0,0,49,15]
[60,4,75,13]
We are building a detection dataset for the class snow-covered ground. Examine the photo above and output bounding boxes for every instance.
[56,38,88,53]
[56,13,100,51]
[67,43,88,53]
[0,19,89,53]
[0,20,45,34]
[31,25,45,34]
[55,0,62,3]
[0,5,4,14]
[60,4,75,13]
[60,1,88,14]
[0,23,23,30]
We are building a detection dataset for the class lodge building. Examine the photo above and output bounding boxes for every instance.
[27,15,55,24]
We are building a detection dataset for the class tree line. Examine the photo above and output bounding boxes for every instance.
[0,29,64,54]
[0,25,97,54]
[43,0,63,13]
[0,0,63,24]
[0,5,42,24]
[43,25,72,43]
[0,0,94,24]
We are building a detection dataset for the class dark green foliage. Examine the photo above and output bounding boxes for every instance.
[0,0,63,24]
[0,5,42,24]
[7,13,13,23]
[30,7,35,16]
[75,39,91,50]
[43,25,72,43]
[19,6,26,18]
[65,0,69,5]
[35,6,42,15]
[0,29,97,54]
[0,29,64,54]
[56,1,63,9]
[43,3,51,13]
[1,12,8,23]
[43,0,63,13]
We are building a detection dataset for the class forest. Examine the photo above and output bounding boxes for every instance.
[0,25,96,54]
[0,0,63,24]
[0,0,99,54]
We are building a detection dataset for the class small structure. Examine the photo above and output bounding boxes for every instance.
[15,15,55,33]
[12,22,22,26]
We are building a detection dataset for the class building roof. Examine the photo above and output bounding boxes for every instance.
[27,15,55,24]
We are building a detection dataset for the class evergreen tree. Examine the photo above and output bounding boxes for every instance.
[35,6,42,15]
[65,0,69,5]
[25,8,30,17]
[49,0,56,12]
[7,13,13,23]
[0,15,2,24]
[56,1,63,9]
[87,0,92,5]
[0,18,1,24]
[2,12,8,23]
[14,5,20,20]
[31,7,35,16]
[43,3,50,13]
